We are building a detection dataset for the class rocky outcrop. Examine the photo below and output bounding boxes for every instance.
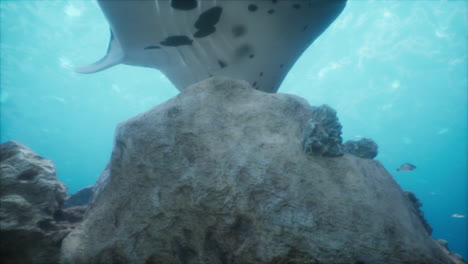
[0,141,70,264]
[405,191,433,235]
[343,138,378,159]
[435,239,467,264]
[54,185,96,225]
[54,206,87,224]
[63,186,94,209]
[60,77,459,264]
[302,104,343,157]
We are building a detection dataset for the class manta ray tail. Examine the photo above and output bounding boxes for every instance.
[75,30,123,74]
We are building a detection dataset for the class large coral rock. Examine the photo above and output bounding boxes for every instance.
[343,138,378,159]
[302,104,343,157]
[60,77,458,264]
[63,186,94,209]
[405,191,433,235]
[0,141,69,264]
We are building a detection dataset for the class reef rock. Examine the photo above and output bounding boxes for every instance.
[0,141,70,264]
[57,185,96,224]
[405,191,433,235]
[63,186,94,209]
[302,105,343,157]
[343,138,378,159]
[61,77,459,264]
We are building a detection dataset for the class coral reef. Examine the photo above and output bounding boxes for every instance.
[60,77,457,264]
[343,138,378,159]
[0,141,70,264]
[404,191,433,235]
[302,104,343,157]
[63,186,94,209]
[2,78,465,264]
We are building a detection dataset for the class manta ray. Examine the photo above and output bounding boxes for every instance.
[76,0,347,93]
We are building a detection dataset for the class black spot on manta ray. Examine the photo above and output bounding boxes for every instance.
[194,27,216,38]
[144,45,161,50]
[231,25,246,37]
[267,9,275,14]
[195,6,222,28]
[253,81,257,87]
[249,54,255,59]
[160,36,193,46]
[235,44,252,58]
[293,4,301,9]
[248,4,258,12]
[194,6,223,38]
[302,25,308,32]
[280,64,284,68]
[171,0,197,10]
[259,72,263,77]
[272,0,278,3]
[218,60,227,68]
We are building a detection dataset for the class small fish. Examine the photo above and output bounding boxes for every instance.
[396,163,416,172]
[451,214,465,219]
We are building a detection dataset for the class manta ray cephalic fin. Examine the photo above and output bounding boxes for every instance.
[75,30,123,74]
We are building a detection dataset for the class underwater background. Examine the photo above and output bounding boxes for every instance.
[1,0,466,259]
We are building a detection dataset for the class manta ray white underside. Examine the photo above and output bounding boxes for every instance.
[77,0,347,93]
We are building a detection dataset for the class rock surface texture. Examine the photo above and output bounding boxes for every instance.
[302,105,343,157]
[60,77,461,264]
[63,186,94,209]
[405,191,433,236]
[0,141,69,264]
[343,138,378,159]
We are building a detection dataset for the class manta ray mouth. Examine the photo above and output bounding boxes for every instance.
[76,0,347,93]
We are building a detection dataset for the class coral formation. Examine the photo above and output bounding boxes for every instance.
[302,104,343,157]
[343,138,378,159]
[59,77,457,264]
[0,141,72,264]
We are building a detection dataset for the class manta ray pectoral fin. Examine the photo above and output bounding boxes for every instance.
[74,55,122,74]
[75,30,124,74]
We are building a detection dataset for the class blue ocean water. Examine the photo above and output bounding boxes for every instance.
[0,0,466,259]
